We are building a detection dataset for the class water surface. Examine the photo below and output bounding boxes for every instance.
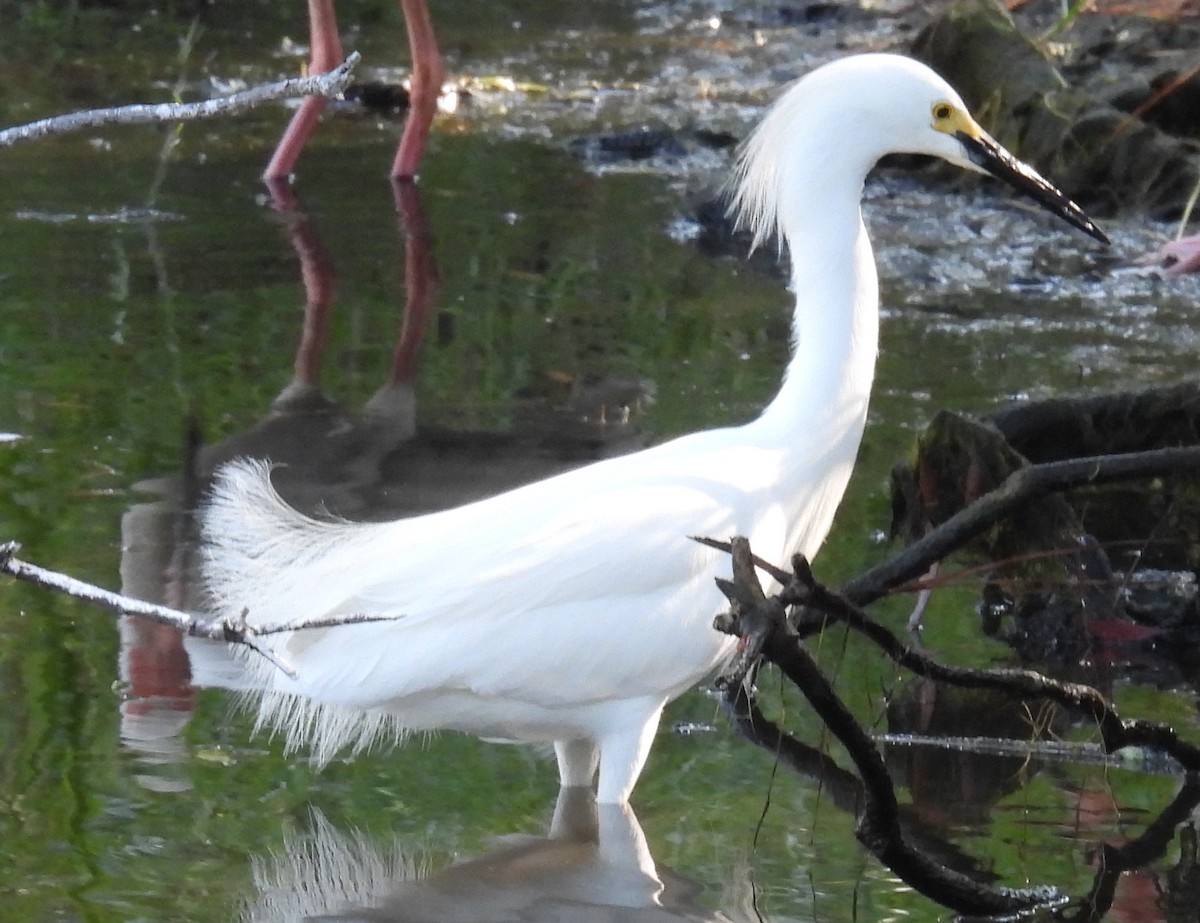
[2,4,1199,921]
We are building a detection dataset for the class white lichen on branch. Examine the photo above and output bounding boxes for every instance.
[0,52,361,147]
[0,539,302,675]
[0,538,400,679]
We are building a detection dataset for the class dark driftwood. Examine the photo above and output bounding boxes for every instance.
[707,442,1200,913]
[841,444,1200,609]
[712,525,1200,914]
[714,537,1065,916]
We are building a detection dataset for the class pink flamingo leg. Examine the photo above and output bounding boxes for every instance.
[391,0,445,179]
[263,0,345,180]
[264,0,441,180]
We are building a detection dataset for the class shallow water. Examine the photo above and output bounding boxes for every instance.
[2,4,1200,922]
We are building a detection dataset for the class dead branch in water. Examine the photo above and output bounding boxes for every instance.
[0,53,361,147]
[713,537,1068,916]
[703,443,1200,916]
[713,535,1200,915]
[842,444,1200,609]
[0,540,393,678]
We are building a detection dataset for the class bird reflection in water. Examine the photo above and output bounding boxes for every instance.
[116,179,652,781]
[240,788,747,923]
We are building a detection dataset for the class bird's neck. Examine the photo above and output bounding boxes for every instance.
[755,176,880,443]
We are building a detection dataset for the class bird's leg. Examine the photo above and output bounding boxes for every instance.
[595,700,665,804]
[263,0,345,180]
[905,561,938,634]
[390,0,445,179]
[555,738,600,789]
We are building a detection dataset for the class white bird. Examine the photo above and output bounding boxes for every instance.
[201,53,1106,804]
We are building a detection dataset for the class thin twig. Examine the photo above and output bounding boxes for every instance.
[0,540,399,679]
[692,534,791,584]
[0,540,208,631]
[0,52,361,147]
[0,540,298,676]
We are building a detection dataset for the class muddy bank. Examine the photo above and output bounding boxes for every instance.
[913,0,1200,219]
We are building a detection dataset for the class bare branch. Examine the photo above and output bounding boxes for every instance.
[712,537,1065,917]
[691,534,792,584]
[0,52,361,147]
[842,445,1200,607]
[1,540,197,629]
[255,612,400,636]
[0,539,400,669]
[731,540,1200,771]
[0,540,299,676]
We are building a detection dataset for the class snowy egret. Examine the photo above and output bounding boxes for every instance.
[202,53,1106,804]
[265,0,443,179]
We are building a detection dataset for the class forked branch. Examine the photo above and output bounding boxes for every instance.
[713,536,1067,916]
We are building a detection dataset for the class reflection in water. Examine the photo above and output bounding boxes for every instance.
[116,616,196,792]
[885,680,1066,831]
[116,179,651,782]
[242,788,741,923]
[194,178,651,520]
[194,178,440,520]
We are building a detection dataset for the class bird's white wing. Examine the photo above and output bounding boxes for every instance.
[201,445,786,714]
[277,481,748,707]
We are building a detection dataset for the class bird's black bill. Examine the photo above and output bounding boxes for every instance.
[956,130,1109,245]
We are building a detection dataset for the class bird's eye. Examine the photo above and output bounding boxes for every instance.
[932,102,953,121]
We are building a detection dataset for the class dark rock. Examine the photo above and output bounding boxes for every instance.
[344,81,410,116]
[567,126,690,165]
